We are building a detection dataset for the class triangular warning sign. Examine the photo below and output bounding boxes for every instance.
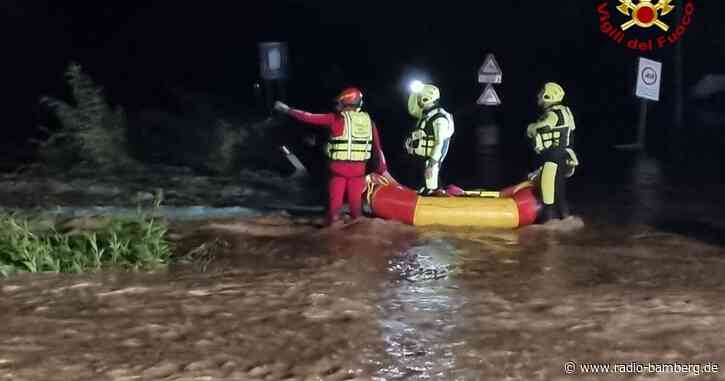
[481,54,501,74]
[478,54,502,83]
[477,84,501,106]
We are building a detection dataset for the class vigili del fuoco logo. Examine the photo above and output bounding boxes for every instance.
[597,0,695,51]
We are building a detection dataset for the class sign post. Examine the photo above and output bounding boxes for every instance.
[476,54,502,105]
[475,54,503,182]
[617,57,662,151]
[258,42,289,112]
[635,57,662,150]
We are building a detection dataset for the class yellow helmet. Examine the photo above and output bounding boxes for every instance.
[417,84,440,109]
[538,82,565,107]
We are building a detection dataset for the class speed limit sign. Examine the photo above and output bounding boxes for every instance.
[636,57,662,101]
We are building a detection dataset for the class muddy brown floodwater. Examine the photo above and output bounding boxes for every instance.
[2,156,725,380]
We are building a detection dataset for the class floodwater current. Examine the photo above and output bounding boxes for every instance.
[1,154,725,380]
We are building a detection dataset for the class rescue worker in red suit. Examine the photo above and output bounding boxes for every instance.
[273,88,391,226]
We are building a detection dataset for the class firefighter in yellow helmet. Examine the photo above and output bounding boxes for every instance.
[526,82,580,223]
[404,82,455,196]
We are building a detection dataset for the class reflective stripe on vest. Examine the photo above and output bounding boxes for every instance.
[326,111,373,161]
[533,105,575,154]
[409,108,452,158]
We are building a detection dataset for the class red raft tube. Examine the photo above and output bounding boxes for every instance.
[364,175,541,228]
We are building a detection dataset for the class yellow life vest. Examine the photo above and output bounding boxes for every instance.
[531,104,576,154]
[326,111,373,161]
[407,108,453,158]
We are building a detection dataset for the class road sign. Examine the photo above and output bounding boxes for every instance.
[636,57,662,101]
[477,84,501,106]
[259,42,289,80]
[478,54,502,84]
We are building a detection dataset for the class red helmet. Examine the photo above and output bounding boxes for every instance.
[335,87,363,109]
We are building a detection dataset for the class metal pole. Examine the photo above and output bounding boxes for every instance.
[278,79,288,103]
[637,99,648,150]
[264,80,273,113]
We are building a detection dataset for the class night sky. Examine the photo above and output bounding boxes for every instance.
[7,1,725,166]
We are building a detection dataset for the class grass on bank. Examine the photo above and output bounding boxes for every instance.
[0,212,171,277]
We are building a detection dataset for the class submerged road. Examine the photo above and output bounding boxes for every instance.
[1,154,725,380]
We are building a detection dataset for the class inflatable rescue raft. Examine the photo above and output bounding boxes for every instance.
[365,176,541,228]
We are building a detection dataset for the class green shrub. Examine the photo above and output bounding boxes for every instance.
[38,62,136,171]
[0,212,171,277]
[205,119,247,174]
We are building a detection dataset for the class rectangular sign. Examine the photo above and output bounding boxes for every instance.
[259,42,288,80]
[636,57,662,101]
[478,73,502,84]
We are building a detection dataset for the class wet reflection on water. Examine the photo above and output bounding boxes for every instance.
[629,154,664,225]
[377,240,466,379]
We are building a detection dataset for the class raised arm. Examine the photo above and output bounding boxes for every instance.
[288,109,337,126]
[274,101,337,127]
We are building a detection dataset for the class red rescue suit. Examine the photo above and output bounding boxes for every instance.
[288,109,388,225]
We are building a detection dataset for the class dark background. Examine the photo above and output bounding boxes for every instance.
[5,1,725,184]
